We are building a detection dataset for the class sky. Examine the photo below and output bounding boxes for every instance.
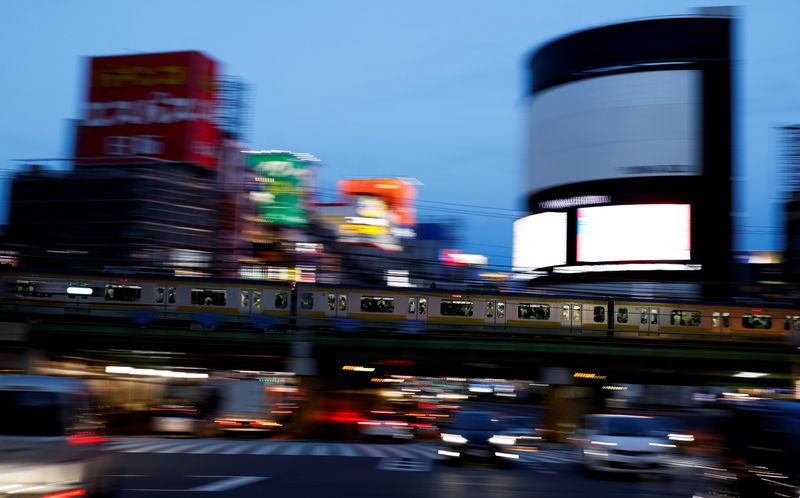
[1,0,799,269]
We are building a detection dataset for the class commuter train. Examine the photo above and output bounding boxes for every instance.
[2,271,799,342]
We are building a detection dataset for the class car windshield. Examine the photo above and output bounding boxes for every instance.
[451,413,503,430]
[0,391,63,437]
[605,417,657,437]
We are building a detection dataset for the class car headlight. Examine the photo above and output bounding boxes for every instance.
[441,433,468,444]
[489,435,516,446]
[648,442,677,449]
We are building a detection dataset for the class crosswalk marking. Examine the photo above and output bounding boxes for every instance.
[311,445,330,456]
[281,443,307,456]
[335,443,358,457]
[252,442,285,455]
[109,437,593,467]
[356,444,384,458]
[188,441,231,454]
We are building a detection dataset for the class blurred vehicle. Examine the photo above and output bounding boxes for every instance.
[497,416,542,452]
[358,411,414,441]
[579,414,677,476]
[0,375,121,497]
[694,400,800,498]
[438,411,517,464]
[214,379,280,435]
[151,382,219,437]
[151,405,208,436]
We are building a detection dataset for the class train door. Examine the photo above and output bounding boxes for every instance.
[324,291,348,318]
[638,306,659,335]
[155,286,177,311]
[239,289,253,316]
[711,311,732,335]
[417,297,428,322]
[561,303,582,331]
[484,299,506,326]
[407,296,418,321]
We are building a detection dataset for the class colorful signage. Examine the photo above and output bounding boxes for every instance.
[75,51,220,168]
[337,179,417,229]
[244,151,316,226]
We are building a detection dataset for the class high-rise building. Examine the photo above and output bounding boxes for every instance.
[514,13,734,299]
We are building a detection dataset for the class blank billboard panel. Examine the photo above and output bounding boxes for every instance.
[577,204,691,262]
[527,70,701,194]
[513,212,567,271]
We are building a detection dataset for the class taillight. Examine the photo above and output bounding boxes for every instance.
[43,489,86,498]
[67,432,108,445]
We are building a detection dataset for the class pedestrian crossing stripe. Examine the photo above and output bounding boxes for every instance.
[107,438,587,464]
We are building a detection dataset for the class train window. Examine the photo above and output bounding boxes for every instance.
[794,316,800,333]
[15,280,52,298]
[301,293,314,310]
[671,310,701,327]
[327,293,336,311]
[339,295,347,312]
[156,287,165,303]
[562,305,569,321]
[274,292,287,310]
[518,304,550,320]
[572,305,581,323]
[360,296,395,313]
[593,306,605,323]
[168,288,176,304]
[712,312,720,328]
[722,313,730,328]
[640,310,647,325]
[254,291,262,310]
[241,290,250,308]
[651,309,658,325]
[785,316,791,332]
[486,302,494,318]
[418,298,427,315]
[408,298,416,314]
[742,314,772,330]
[191,289,227,306]
[104,285,142,302]
[617,308,629,324]
[497,302,505,318]
[441,300,473,317]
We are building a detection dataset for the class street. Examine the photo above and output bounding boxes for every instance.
[109,438,706,497]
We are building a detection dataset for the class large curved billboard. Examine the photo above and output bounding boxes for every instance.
[526,69,701,194]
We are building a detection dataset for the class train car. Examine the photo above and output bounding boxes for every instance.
[2,271,293,330]
[293,284,610,338]
[612,300,800,342]
[294,285,428,333]
[503,295,609,337]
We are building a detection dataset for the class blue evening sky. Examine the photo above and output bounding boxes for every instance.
[1,0,798,268]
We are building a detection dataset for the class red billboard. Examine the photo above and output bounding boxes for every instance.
[75,51,220,169]
[337,178,417,227]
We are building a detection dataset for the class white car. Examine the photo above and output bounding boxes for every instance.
[580,414,677,476]
[0,375,122,497]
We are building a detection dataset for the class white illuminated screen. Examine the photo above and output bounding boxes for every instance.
[513,212,567,270]
[577,204,691,262]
